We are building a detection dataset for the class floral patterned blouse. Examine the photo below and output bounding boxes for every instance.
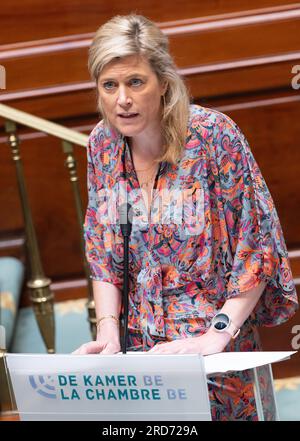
[84,104,298,352]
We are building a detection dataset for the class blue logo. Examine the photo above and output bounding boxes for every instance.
[29,375,57,399]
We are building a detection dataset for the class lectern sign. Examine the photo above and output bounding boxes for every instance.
[6,353,211,421]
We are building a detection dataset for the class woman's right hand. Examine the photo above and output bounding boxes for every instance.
[72,320,121,355]
[72,339,121,355]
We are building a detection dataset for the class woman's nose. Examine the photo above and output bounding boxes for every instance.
[117,86,132,107]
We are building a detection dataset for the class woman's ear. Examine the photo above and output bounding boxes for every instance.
[161,80,168,96]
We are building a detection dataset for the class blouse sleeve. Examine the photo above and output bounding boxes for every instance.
[83,133,123,289]
[213,111,298,327]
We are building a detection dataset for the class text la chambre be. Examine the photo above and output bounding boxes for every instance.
[57,374,187,401]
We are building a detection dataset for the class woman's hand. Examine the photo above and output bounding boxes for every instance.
[147,328,231,355]
[72,320,121,355]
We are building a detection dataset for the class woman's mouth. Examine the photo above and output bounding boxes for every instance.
[118,113,139,119]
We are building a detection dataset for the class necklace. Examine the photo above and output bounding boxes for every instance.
[136,163,160,221]
[134,161,159,187]
[128,143,160,188]
[139,167,158,189]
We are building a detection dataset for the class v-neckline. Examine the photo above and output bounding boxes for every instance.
[124,138,162,223]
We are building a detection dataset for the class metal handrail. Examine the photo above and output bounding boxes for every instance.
[0,103,88,146]
[0,102,96,351]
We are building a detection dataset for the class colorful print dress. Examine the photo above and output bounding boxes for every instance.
[84,104,298,420]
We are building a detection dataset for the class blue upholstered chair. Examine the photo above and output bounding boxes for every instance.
[0,256,90,353]
[0,257,24,350]
[0,257,91,353]
[10,298,92,353]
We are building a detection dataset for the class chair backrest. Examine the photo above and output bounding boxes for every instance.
[0,257,24,350]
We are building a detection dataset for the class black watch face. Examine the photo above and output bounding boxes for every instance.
[215,321,227,330]
[213,313,229,331]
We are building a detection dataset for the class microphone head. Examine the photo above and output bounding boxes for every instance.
[119,202,133,224]
[119,203,133,236]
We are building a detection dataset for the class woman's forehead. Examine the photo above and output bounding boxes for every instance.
[99,55,153,79]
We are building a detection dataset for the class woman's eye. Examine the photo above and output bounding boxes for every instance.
[103,81,116,90]
[130,78,143,87]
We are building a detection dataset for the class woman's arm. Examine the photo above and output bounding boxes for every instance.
[93,280,122,326]
[212,280,267,333]
[73,280,122,354]
[93,279,122,340]
[149,280,267,355]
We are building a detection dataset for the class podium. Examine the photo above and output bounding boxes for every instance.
[1,351,296,421]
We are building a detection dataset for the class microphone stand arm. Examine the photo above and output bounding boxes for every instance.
[122,235,129,354]
[119,202,132,355]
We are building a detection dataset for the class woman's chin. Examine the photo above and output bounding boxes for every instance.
[116,126,143,138]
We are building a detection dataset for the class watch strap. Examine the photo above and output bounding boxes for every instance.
[226,321,240,339]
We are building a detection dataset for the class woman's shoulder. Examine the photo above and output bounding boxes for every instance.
[88,120,120,151]
[188,104,246,151]
[189,104,236,130]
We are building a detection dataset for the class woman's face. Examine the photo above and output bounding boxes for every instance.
[97,55,166,140]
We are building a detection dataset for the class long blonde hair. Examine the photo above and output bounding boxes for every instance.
[88,14,190,164]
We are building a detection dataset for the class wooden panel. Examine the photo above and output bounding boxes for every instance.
[2,48,90,92]
[0,1,297,45]
[0,88,98,121]
[260,307,300,378]
[0,10,299,98]
[0,413,19,421]
[0,62,298,123]
[185,58,299,100]
[290,255,300,278]
[208,95,300,249]
[0,232,25,262]
[169,18,300,68]
[1,58,300,122]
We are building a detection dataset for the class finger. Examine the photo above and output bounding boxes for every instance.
[148,347,168,354]
[149,343,167,352]
[73,342,103,355]
[101,340,121,355]
[149,343,182,355]
[101,347,118,355]
[72,346,87,355]
[84,341,105,354]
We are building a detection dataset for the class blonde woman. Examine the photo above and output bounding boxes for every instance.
[74,15,298,420]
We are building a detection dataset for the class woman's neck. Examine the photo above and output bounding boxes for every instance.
[128,130,164,162]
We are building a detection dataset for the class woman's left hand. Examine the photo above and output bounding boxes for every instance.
[147,328,232,355]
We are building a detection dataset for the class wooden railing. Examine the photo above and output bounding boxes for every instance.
[0,103,95,353]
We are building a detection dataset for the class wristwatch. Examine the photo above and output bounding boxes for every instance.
[211,313,240,339]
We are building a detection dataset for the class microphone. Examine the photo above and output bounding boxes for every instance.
[118,202,133,354]
[119,202,133,237]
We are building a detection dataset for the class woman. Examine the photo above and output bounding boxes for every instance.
[74,14,298,420]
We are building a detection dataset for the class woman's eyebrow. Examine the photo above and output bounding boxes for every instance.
[99,77,116,82]
[99,72,147,82]
[125,72,146,78]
